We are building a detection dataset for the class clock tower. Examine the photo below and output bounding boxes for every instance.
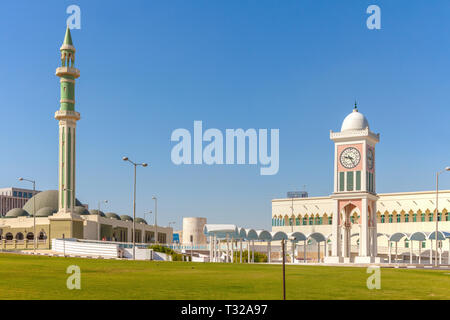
[325,104,380,264]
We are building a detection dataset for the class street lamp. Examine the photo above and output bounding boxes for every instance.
[123,156,148,260]
[435,166,450,267]
[144,210,152,243]
[152,196,158,244]
[168,221,176,229]
[98,200,108,214]
[18,177,36,253]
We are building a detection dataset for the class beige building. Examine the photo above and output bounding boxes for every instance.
[0,190,172,250]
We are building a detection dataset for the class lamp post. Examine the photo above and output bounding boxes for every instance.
[435,167,450,267]
[123,156,148,260]
[144,210,152,243]
[98,200,108,215]
[152,196,158,244]
[18,178,36,253]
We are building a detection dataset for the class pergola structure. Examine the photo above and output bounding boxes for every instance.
[204,224,329,264]
[387,231,450,265]
[204,224,450,265]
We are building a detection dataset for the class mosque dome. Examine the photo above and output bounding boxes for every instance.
[120,215,133,222]
[23,190,82,216]
[105,212,121,220]
[5,208,29,218]
[341,107,370,132]
[135,217,147,224]
[74,206,90,215]
[89,209,106,217]
[35,207,57,217]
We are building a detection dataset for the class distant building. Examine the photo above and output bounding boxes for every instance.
[0,187,40,217]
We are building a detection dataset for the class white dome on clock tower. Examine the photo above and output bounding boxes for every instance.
[340,106,370,132]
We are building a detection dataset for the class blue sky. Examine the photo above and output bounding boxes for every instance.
[0,1,449,230]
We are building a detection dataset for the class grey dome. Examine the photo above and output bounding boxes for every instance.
[74,206,90,215]
[120,215,133,222]
[105,212,121,220]
[89,210,106,217]
[135,217,147,224]
[35,207,57,217]
[5,208,29,218]
[23,190,82,216]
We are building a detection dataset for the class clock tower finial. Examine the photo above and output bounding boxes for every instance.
[354,101,358,111]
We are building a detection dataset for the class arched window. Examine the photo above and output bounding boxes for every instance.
[39,231,47,240]
[26,232,34,240]
[446,213,449,221]
[428,213,433,222]
[289,218,294,226]
[328,216,332,225]
[381,215,385,223]
[404,213,409,222]
[413,213,417,222]
[437,212,441,221]
[420,213,425,222]
[302,217,307,225]
[309,216,314,225]
[389,214,393,223]
[16,232,24,240]
[5,233,13,241]
[318,217,323,225]
[405,239,409,248]
[295,218,300,226]
[396,214,401,223]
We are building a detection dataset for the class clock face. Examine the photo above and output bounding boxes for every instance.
[340,147,361,169]
[367,148,374,170]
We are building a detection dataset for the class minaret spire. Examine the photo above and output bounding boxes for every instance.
[55,26,80,215]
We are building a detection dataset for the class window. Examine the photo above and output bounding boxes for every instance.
[405,214,409,222]
[303,217,307,225]
[5,233,13,240]
[437,212,441,221]
[446,213,449,221]
[381,215,385,223]
[347,172,354,191]
[295,218,300,226]
[396,214,401,223]
[389,214,393,223]
[356,171,361,190]
[429,213,433,222]
[26,232,34,240]
[422,241,426,249]
[289,218,293,226]
[16,232,24,240]
[328,216,332,224]
[13,191,17,197]
[339,172,345,192]
[18,192,22,197]
[413,213,417,222]
[351,216,355,223]
[421,213,425,222]
[309,217,313,225]
[318,217,322,225]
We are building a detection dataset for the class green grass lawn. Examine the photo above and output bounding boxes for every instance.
[0,253,449,300]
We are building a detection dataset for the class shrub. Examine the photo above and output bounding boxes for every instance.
[233,250,267,263]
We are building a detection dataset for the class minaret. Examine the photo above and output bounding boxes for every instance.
[55,26,80,215]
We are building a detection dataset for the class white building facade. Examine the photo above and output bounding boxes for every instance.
[272,106,450,262]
